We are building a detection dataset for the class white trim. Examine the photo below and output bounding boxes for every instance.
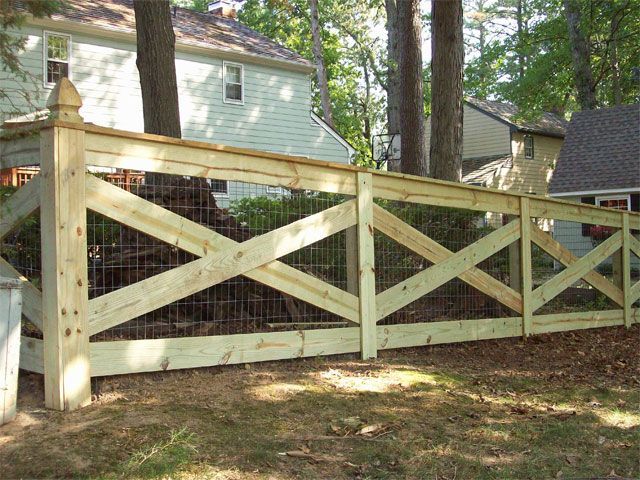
[596,194,631,211]
[310,112,356,160]
[29,17,315,74]
[550,187,640,197]
[222,61,244,105]
[43,30,72,88]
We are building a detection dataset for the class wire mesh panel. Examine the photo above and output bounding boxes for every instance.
[532,217,622,315]
[86,172,353,342]
[0,179,41,337]
[374,201,519,325]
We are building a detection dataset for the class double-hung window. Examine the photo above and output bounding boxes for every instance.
[223,61,243,104]
[44,32,71,86]
[524,135,534,159]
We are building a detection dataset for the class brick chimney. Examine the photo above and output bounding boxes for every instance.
[207,0,237,19]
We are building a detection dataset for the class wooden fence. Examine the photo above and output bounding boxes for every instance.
[1,79,639,411]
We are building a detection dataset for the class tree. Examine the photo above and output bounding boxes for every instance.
[385,0,401,137]
[397,0,427,176]
[309,0,334,126]
[133,0,182,138]
[430,0,464,182]
[0,0,60,117]
[563,0,596,110]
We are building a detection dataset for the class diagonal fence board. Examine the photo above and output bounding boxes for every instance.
[530,224,624,307]
[530,231,623,312]
[85,176,359,330]
[630,282,640,304]
[372,204,522,314]
[376,219,521,321]
[0,257,43,332]
[629,235,640,258]
[0,174,41,240]
[88,189,357,335]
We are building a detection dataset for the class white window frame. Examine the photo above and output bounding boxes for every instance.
[266,185,284,195]
[209,178,229,198]
[596,194,631,211]
[524,135,534,159]
[223,61,244,105]
[43,31,72,88]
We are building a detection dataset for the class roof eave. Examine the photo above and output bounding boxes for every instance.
[28,16,316,74]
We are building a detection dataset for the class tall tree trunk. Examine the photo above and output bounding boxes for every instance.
[133,0,181,138]
[429,0,464,182]
[516,0,525,80]
[609,12,623,105]
[385,0,401,140]
[563,0,597,110]
[397,0,426,176]
[361,58,372,148]
[309,0,333,127]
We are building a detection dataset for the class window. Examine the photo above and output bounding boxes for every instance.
[266,185,284,195]
[210,179,228,196]
[524,135,534,159]
[223,62,243,104]
[44,32,71,86]
[596,195,630,211]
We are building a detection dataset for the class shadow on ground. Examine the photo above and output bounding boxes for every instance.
[0,325,638,479]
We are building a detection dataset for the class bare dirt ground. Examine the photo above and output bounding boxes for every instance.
[1,325,638,479]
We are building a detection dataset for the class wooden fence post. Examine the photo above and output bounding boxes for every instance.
[621,212,631,328]
[356,172,377,359]
[40,79,91,411]
[520,197,532,338]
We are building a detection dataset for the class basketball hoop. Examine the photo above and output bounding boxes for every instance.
[372,133,401,170]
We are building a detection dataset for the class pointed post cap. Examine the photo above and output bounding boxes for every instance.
[46,78,83,123]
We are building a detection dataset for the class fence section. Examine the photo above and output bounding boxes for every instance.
[1,79,639,411]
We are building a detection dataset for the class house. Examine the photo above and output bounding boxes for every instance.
[549,103,640,259]
[425,98,567,196]
[0,0,355,203]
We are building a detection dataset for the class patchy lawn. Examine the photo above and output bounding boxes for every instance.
[1,325,638,479]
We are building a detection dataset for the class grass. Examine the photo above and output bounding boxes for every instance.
[0,325,638,479]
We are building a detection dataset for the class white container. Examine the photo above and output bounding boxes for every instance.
[1,277,22,426]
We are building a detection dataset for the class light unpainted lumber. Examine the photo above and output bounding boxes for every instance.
[20,336,44,374]
[356,173,377,359]
[0,134,41,169]
[531,309,636,335]
[377,317,522,350]
[528,197,623,228]
[0,258,43,332]
[530,231,623,312]
[345,226,358,296]
[88,199,357,335]
[376,219,521,320]
[630,282,640,304]
[529,224,624,307]
[622,214,632,328]
[371,173,520,215]
[84,132,358,195]
[372,204,522,313]
[89,327,361,376]
[629,235,640,258]
[85,175,358,326]
[520,198,533,337]
[0,174,40,240]
[40,126,91,411]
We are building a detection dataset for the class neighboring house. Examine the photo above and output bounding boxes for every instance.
[425,98,567,196]
[549,103,640,259]
[1,0,354,204]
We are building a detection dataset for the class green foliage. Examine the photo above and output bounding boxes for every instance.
[0,0,61,116]
[124,427,198,478]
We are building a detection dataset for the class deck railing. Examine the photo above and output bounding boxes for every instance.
[1,79,639,411]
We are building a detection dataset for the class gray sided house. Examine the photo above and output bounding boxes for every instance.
[549,103,640,260]
[1,0,354,204]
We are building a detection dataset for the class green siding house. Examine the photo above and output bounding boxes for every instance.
[1,0,354,202]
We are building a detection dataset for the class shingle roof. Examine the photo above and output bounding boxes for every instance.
[462,154,511,185]
[549,104,640,194]
[43,0,312,68]
[466,98,568,138]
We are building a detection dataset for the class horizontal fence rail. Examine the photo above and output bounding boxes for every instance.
[2,79,639,410]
